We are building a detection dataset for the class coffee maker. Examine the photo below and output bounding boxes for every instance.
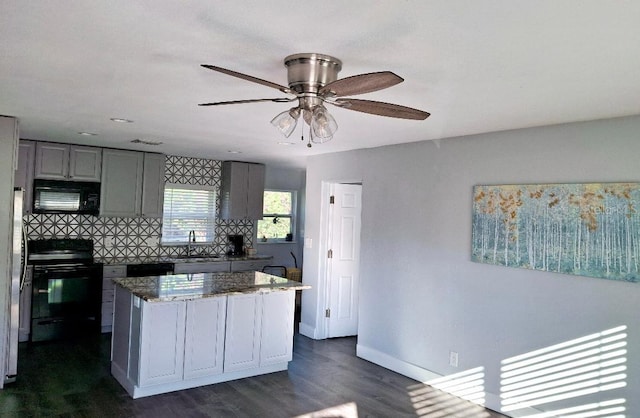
[227,234,244,256]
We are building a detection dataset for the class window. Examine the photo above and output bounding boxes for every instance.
[161,184,216,244]
[257,190,296,241]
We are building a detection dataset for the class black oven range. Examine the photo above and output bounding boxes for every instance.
[27,239,102,342]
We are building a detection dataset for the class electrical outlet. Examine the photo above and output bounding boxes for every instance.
[106,236,116,248]
[449,351,459,367]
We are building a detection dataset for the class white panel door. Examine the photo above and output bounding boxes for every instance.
[184,297,227,379]
[223,294,262,372]
[260,291,295,366]
[328,184,362,338]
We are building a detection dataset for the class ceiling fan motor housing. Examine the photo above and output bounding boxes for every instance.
[284,53,342,95]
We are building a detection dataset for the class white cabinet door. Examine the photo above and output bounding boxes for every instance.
[184,297,227,379]
[100,149,144,217]
[35,142,69,179]
[260,291,295,366]
[141,153,165,218]
[223,293,263,372]
[138,300,186,387]
[69,145,101,181]
[15,140,35,214]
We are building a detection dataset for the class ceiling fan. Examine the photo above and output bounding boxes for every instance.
[199,53,430,146]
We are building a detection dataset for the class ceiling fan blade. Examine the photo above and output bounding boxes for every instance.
[333,98,430,120]
[198,97,295,106]
[320,71,403,97]
[201,64,295,95]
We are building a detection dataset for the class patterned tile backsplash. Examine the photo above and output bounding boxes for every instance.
[24,155,255,261]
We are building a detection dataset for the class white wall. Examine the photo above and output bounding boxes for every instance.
[301,115,640,416]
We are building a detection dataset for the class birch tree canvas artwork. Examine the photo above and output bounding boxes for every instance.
[471,183,640,282]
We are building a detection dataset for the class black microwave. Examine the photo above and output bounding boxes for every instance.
[33,179,101,215]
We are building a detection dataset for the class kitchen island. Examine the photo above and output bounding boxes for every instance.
[110,271,309,399]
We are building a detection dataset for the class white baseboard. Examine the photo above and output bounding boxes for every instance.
[298,322,320,339]
[356,343,440,382]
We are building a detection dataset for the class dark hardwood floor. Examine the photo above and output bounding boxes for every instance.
[0,332,507,417]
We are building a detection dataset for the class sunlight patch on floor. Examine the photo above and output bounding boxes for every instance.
[294,402,358,418]
[407,382,492,418]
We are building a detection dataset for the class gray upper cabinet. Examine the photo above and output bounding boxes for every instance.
[100,150,165,218]
[141,153,165,218]
[15,140,35,214]
[35,142,102,181]
[100,149,144,217]
[220,161,265,220]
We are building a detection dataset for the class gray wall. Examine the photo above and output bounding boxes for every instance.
[301,115,640,416]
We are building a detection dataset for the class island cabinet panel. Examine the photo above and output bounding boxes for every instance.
[111,286,134,379]
[223,294,263,373]
[260,291,295,366]
[183,297,227,379]
[138,300,187,387]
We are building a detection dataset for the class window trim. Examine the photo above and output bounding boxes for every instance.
[161,183,217,246]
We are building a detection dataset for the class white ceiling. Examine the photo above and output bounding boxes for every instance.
[2,1,639,169]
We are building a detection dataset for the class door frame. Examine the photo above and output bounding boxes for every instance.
[316,181,363,339]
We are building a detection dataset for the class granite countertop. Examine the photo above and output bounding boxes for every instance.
[97,254,273,265]
[113,271,309,302]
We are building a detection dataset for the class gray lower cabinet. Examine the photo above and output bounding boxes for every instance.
[173,261,231,274]
[100,150,165,217]
[102,265,126,332]
[220,161,265,220]
[230,259,271,272]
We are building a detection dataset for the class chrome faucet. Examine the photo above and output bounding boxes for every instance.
[187,230,196,256]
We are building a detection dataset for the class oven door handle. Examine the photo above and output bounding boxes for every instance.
[37,289,50,294]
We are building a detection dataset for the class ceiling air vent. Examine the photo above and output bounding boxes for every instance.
[131,138,163,146]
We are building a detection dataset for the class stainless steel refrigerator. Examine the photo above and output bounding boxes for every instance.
[4,187,26,384]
